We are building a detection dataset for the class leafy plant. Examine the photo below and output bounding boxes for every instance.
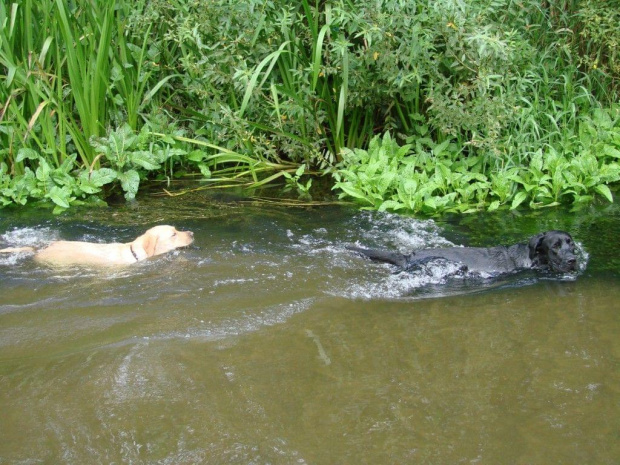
[1,0,619,211]
[283,164,313,200]
[333,120,620,215]
[89,124,188,199]
[0,152,108,213]
[333,132,472,214]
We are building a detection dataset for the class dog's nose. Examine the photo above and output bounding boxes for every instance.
[567,257,577,269]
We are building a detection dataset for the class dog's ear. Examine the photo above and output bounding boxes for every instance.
[132,232,159,258]
[528,232,546,261]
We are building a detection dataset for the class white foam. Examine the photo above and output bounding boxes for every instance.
[354,211,453,251]
[1,226,57,247]
[341,258,474,300]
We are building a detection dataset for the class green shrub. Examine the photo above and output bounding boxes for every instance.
[1,0,619,211]
[333,107,620,215]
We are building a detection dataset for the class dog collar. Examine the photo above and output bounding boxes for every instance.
[130,245,139,262]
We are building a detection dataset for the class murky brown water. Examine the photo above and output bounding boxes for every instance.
[1,189,619,464]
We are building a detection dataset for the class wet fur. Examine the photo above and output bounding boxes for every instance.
[0,225,194,266]
[348,230,578,274]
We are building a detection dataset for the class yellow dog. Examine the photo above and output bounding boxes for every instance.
[0,225,194,266]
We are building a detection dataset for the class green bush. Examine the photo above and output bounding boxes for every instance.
[333,106,620,215]
[0,0,618,211]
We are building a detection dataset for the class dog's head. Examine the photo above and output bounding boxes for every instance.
[131,225,194,259]
[528,230,577,272]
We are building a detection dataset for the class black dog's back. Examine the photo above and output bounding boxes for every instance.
[345,246,410,268]
[347,230,578,275]
[348,243,526,273]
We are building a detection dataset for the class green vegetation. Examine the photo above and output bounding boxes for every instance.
[334,108,620,214]
[1,0,619,213]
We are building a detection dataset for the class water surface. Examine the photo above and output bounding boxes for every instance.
[1,189,618,464]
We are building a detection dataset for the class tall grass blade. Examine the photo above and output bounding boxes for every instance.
[336,46,349,154]
[239,41,289,119]
[312,24,330,91]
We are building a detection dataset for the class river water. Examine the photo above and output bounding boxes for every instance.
[0,187,619,464]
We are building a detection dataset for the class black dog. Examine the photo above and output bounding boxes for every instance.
[348,230,578,274]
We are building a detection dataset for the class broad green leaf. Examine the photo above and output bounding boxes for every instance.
[593,108,612,129]
[50,170,73,187]
[47,186,71,208]
[415,124,428,136]
[89,136,112,157]
[35,159,51,182]
[424,197,437,210]
[378,200,404,212]
[16,148,40,163]
[119,170,140,200]
[130,151,161,170]
[52,205,69,215]
[198,164,212,179]
[187,150,207,162]
[599,163,620,182]
[90,168,117,186]
[594,184,613,202]
[59,154,77,173]
[78,178,101,195]
[510,192,528,210]
[488,200,500,211]
[603,145,620,159]
[530,151,543,172]
[336,183,372,203]
[295,164,306,177]
[433,139,450,157]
